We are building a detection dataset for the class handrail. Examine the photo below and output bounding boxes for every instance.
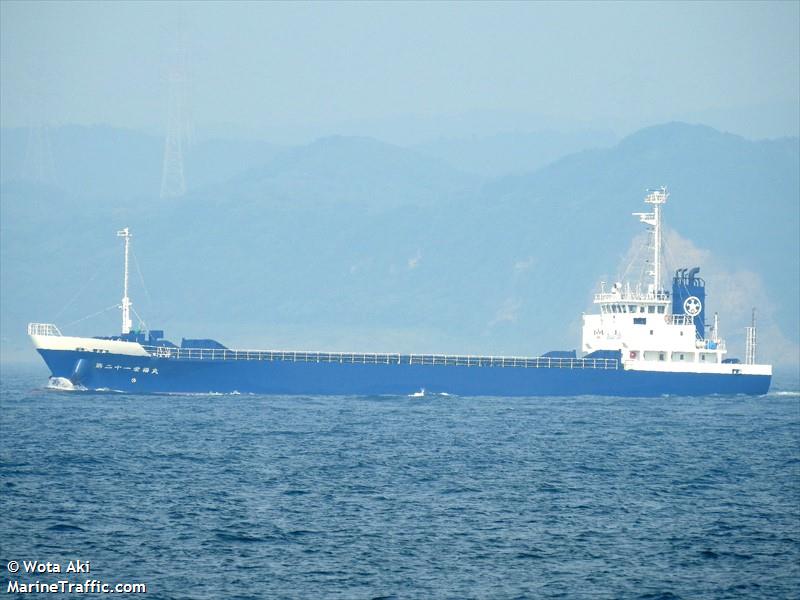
[140,345,619,370]
[28,323,62,336]
[594,291,671,303]
[665,314,694,325]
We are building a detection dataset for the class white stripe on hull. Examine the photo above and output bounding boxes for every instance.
[624,360,771,376]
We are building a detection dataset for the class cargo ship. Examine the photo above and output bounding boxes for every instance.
[28,188,772,396]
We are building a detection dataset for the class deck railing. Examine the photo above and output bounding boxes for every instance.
[28,323,62,336]
[665,314,694,325]
[141,345,619,370]
[593,290,671,303]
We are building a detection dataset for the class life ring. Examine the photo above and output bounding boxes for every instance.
[629,351,636,359]
[683,296,702,316]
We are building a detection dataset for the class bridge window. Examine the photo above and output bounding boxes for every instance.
[640,306,646,313]
[629,305,636,313]
[659,353,665,361]
[647,306,655,313]
[657,306,665,314]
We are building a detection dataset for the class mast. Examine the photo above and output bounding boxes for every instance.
[116,228,133,334]
[633,187,668,294]
[745,308,757,365]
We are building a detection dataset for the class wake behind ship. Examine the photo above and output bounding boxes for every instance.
[29,189,772,396]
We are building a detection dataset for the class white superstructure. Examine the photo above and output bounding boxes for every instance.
[581,189,771,377]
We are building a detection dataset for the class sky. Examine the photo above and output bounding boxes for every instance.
[1,1,799,143]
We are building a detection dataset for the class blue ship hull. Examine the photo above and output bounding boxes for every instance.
[38,349,771,397]
[29,192,775,398]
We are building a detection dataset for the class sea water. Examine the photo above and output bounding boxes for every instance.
[1,365,798,599]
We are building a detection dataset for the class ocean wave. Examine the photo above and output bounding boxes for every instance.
[45,377,87,392]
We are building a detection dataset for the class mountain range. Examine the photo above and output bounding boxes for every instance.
[1,122,797,370]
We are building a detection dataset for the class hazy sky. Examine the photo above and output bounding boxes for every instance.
[2,1,798,142]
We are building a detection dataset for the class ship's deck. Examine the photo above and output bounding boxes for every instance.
[142,346,620,370]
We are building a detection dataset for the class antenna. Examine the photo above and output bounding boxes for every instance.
[633,187,668,294]
[116,228,133,334]
[712,312,719,343]
[745,308,757,365]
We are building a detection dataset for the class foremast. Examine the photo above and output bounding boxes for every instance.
[116,228,133,334]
